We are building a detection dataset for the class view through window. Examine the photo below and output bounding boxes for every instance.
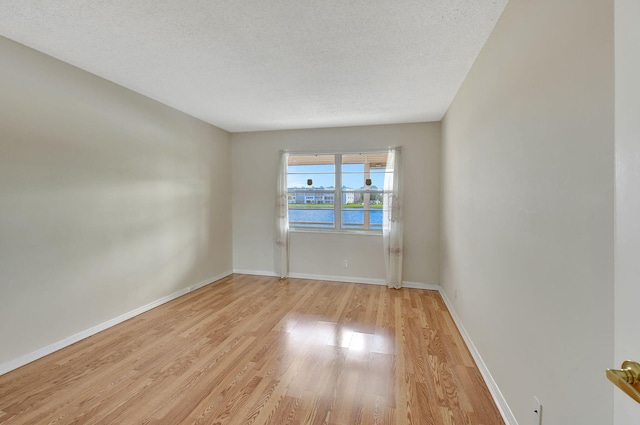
[287,152,389,231]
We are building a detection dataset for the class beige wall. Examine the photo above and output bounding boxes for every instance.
[441,1,614,424]
[231,123,440,285]
[614,0,640,423]
[0,36,232,367]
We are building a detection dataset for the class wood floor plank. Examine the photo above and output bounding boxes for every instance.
[0,275,504,425]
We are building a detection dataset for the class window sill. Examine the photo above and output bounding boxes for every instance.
[290,228,382,236]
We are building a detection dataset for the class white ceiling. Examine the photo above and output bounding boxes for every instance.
[0,0,508,132]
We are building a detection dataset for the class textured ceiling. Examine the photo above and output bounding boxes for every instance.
[0,0,508,132]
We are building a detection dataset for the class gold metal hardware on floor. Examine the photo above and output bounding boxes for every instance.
[606,360,640,403]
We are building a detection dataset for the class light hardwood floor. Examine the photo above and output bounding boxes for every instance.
[0,274,504,424]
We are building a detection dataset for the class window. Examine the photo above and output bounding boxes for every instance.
[287,152,389,232]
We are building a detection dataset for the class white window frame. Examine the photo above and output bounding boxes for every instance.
[287,151,386,234]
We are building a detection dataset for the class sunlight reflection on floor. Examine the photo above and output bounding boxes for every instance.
[284,315,394,355]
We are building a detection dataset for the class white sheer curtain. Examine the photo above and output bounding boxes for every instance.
[383,147,403,289]
[275,151,290,278]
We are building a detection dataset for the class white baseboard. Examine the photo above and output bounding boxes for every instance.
[402,281,440,290]
[289,272,387,286]
[288,274,440,291]
[8,268,515,425]
[233,269,278,277]
[233,269,439,290]
[437,289,518,425]
[190,271,232,291]
[235,269,386,286]
[0,270,233,376]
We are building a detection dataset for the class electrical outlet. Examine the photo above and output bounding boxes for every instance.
[343,259,348,268]
[533,397,542,424]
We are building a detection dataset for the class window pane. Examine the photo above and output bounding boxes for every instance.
[287,155,336,229]
[342,190,384,230]
[289,192,335,228]
[342,153,388,190]
[288,154,335,188]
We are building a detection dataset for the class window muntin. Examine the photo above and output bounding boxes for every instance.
[287,152,388,232]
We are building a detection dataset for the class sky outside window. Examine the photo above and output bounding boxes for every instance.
[288,164,385,189]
